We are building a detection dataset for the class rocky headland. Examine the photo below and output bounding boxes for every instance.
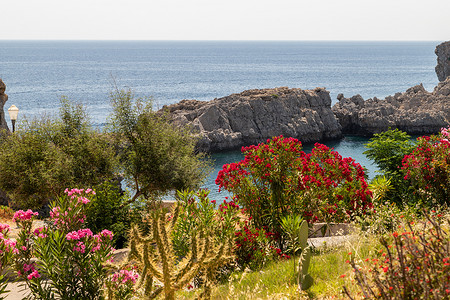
[0,79,9,136]
[162,87,342,152]
[436,41,450,82]
[331,78,450,135]
[332,41,450,136]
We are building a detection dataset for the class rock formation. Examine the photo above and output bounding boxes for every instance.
[0,79,10,206]
[163,87,342,152]
[0,79,9,135]
[332,77,450,135]
[436,41,450,81]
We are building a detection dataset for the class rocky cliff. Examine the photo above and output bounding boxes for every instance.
[436,41,450,81]
[332,77,450,135]
[163,87,342,152]
[0,79,9,135]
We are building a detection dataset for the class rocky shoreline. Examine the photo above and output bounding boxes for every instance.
[332,77,450,136]
[1,41,450,154]
[163,41,450,152]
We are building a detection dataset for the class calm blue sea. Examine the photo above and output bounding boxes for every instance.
[0,41,440,200]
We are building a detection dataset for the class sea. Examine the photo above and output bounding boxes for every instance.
[0,40,440,200]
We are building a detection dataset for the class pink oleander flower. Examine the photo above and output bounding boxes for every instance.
[0,223,10,234]
[13,209,38,222]
[73,241,86,253]
[78,196,90,205]
[33,227,48,238]
[66,228,93,241]
[441,127,449,138]
[100,229,114,241]
[23,263,35,272]
[111,269,139,285]
[27,270,41,280]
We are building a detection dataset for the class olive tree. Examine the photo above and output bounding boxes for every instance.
[109,89,211,204]
[0,98,117,209]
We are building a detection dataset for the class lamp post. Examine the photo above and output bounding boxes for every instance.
[7,105,19,133]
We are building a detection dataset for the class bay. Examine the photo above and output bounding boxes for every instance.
[0,40,439,200]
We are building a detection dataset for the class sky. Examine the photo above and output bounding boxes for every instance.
[1,0,449,40]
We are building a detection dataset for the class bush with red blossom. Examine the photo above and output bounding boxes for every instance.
[234,220,288,270]
[401,127,450,206]
[216,136,373,246]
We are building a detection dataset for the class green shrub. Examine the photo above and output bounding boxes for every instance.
[85,182,142,249]
[0,98,117,210]
[363,128,416,205]
[109,89,211,204]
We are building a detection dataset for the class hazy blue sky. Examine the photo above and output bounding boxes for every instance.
[1,0,449,40]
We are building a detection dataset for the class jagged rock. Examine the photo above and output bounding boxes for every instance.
[0,79,9,135]
[332,78,450,135]
[436,41,450,81]
[0,79,10,206]
[163,87,342,152]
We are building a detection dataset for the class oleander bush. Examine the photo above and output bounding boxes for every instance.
[234,220,281,271]
[13,188,117,299]
[216,136,373,248]
[0,224,17,299]
[401,127,450,206]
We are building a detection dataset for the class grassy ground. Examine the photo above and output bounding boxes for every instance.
[173,230,381,299]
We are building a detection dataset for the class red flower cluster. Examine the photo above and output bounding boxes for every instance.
[401,128,450,204]
[234,222,286,270]
[216,136,373,235]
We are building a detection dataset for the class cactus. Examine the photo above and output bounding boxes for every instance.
[128,190,237,300]
[280,215,313,291]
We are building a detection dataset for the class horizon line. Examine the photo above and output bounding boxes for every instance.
[0,39,443,42]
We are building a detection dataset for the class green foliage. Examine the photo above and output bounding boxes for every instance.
[364,129,415,205]
[0,98,117,210]
[86,182,142,249]
[280,215,308,255]
[368,176,393,204]
[109,89,211,203]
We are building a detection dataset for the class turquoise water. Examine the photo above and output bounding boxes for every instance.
[205,136,376,200]
[0,41,439,200]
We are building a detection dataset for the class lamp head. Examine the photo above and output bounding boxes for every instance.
[8,105,19,121]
